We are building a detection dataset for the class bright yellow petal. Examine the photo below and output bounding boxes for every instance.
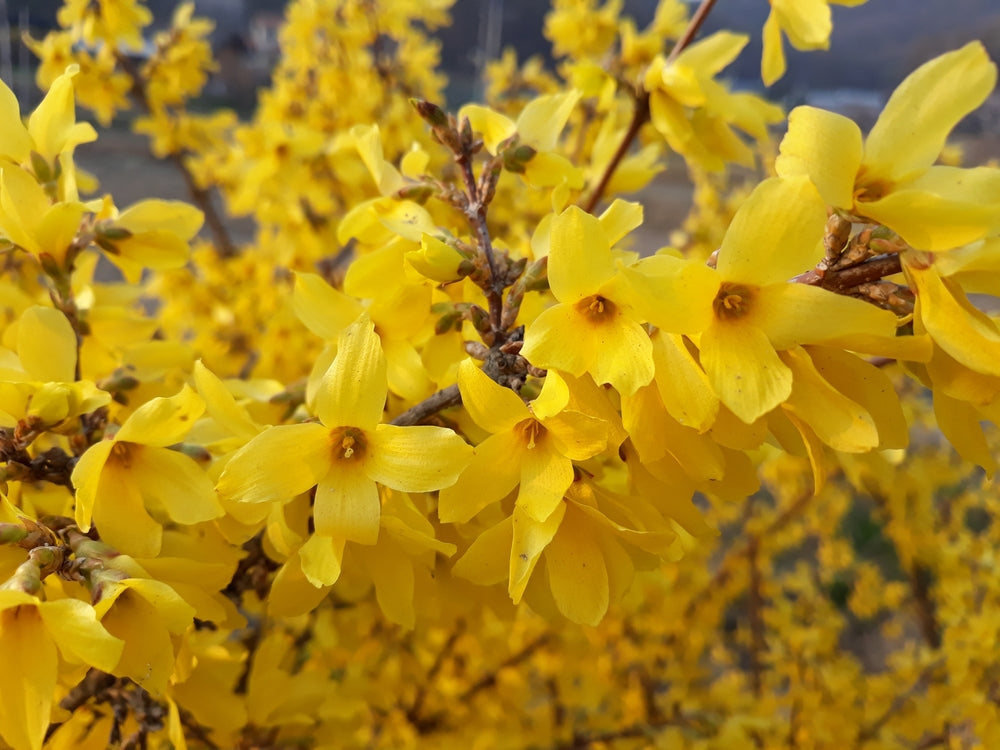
[451,515,513,586]
[314,315,386,431]
[459,104,516,153]
[597,199,643,246]
[17,305,76,382]
[717,176,826,286]
[0,165,47,255]
[543,409,608,461]
[761,10,786,86]
[130,446,223,524]
[776,106,863,208]
[651,331,719,432]
[510,502,565,604]
[71,438,113,532]
[356,543,415,628]
[216,423,332,504]
[292,272,364,341]
[771,0,832,49]
[521,303,593,377]
[543,508,609,625]
[676,31,748,77]
[457,358,530,433]
[548,206,616,302]
[864,42,997,183]
[0,80,31,162]
[516,90,581,151]
[92,460,163,558]
[517,441,573,522]
[96,586,176,694]
[908,260,1000,376]
[700,321,792,424]
[587,312,654,397]
[861,166,1000,251]
[934,392,997,477]
[313,462,380,544]
[38,598,124,672]
[116,384,204,446]
[438,431,523,523]
[753,282,897,350]
[298,533,346,588]
[620,254,717,334]
[115,200,203,240]
[366,423,471,492]
[0,605,55,750]
[28,67,97,160]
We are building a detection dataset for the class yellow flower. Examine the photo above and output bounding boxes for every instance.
[217,315,471,549]
[521,203,654,396]
[0,589,123,750]
[777,42,1000,251]
[439,359,607,524]
[71,384,224,558]
[625,176,898,423]
[761,0,868,86]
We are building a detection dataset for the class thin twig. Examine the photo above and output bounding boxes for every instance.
[794,254,903,292]
[406,621,466,728]
[390,384,462,426]
[581,0,719,213]
[854,661,942,746]
[458,632,551,702]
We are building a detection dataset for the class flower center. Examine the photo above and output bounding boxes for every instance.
[576,294,615,321]
[713,282,755,320]
[331,427,366,460]
[517,419,545,450]
[111,441,134,468]
[854,168,893,203]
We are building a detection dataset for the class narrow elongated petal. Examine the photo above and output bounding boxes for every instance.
[458,358,530,433]
[934,392,997,477]
[861,166,1000,251]
[298,534,346,588]
[92,461,163,558]
[677,31,748,77]
[620,254,717,334]
[313,462,380,544]
[761,10,786,86]
[96,587,176,694]
[516,90,581,151]
[366,424,471,492]
[0,606,55,750]
[510,503,566,604]
[652,331,719,432]
[292,272,364,341]
[459,104,516,154]
[216,423,332,504]
[521,303,594,377]
[588,314,655,396]
[438,431,523,523]
[28,68,97,160]
[38,599,122,672]
[543,410,608,461]
[776,107,863,208]
[543,508,609,625]
[908,261,1000,376]
[772,0,832,48]
[116,200,203,240]
[271,548,336,611]
[0,165,48,255]
[356,543,415,628]
[548,206,617,302]
[717,176,826,286]
[700,322,792,424]
[452,515,513,586]
[598,200,643,246]
[116,384,204,446]
[131,446,223,524]
[0,80,30,162]
[518,442,573,522]
[865,42,997,183]
[314,315,386,431]
[17,306,76,383]
[754,282,897,349]
[71,439,113,532]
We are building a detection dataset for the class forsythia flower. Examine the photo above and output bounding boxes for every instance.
[776,42,1000,251]
[217,315,470,564]
[761,0,868,86]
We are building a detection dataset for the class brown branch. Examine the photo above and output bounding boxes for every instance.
[458,632,550,702]
[908,564,942,649]
[116,54,238,258]
[456,150,504,337]
[746,536,766,698]
[390,384,462,426]
[854,661,942,747]
[581,0,719,213]
[794,254,903,293]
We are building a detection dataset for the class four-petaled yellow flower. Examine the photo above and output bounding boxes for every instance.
[777,42,1000,251]
[217,315,471,548]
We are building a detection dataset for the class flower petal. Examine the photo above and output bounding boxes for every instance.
[313,462,380,544]
[0,605,56,750]
[366,423,471,492]
[92,460,163,558]
[298,533,346,588]
[131,446,224,524]
[314,315,386,431]
[38,598,123,672]
[451,515,513,586]
[754,282,897,350]
[457,358,530,433]
[510,502,566,604]
[776,106,863,208]
[292,272,364,341]
[438,431,522,523]
[700,321,792,424]
[547,206,616,302]
[771,0,832,49]
[216,423,332,505]
[517,441,573,522]
[543,508,609,625]
[116,384,204,447]
[717,176,826,286]
[620,254,717,334]
[587,313,655,396]
[861,166,1000,251]
[17,306,77,383]
[864,42,997,183]
[760,10,786,86]
[521,303,594,377]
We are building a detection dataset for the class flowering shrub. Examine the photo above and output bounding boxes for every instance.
[1,0,999,747]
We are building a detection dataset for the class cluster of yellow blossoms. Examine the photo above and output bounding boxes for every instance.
[1,0,999,747]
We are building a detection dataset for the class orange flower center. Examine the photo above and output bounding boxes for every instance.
[854,167,893,203]
[576,294,615,321]
[331,427,366,460]
[517,419,545,450]
[713,282,755,320]
[111,441,134,468]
